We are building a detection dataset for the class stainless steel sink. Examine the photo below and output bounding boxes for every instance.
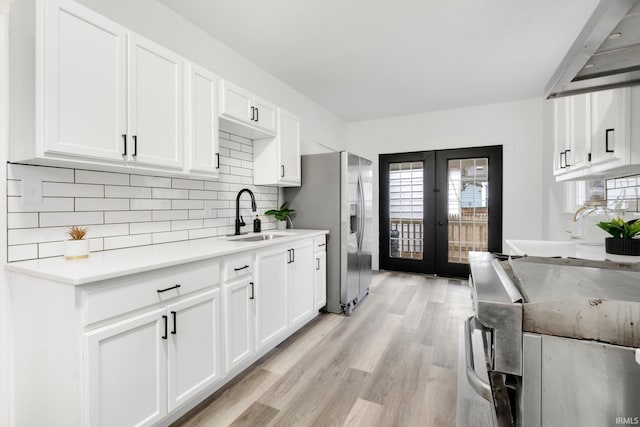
[230,234,285,242]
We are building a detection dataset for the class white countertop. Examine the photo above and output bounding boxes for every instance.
[5,229,328,285]
[505,239,640,263]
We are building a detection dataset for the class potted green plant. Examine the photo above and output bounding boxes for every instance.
[596,217,640,256]
[264,202,295,230]
[64,225,90,260]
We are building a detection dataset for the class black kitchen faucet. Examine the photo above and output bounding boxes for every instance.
[234,188,257,235]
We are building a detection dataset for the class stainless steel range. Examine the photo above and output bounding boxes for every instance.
[464,252,640,427]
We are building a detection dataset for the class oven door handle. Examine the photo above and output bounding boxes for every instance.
[465,316,493,402]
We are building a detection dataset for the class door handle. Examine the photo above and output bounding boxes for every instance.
[161,315,168,340]
[605,128,615,153]
[171,311,177,335]
[438,221,444,226]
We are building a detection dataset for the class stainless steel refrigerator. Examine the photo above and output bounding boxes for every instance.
[284,152,372,315]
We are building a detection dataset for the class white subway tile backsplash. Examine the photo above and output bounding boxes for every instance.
[172,178,204,190]
[130,199,172,210]
[76,170,129,186]
[7,163,74,182]
[171,219,204,231]
[130,221,171,235]
[7,180,21,197]
[105,185,151,199]
[188,190,218,200]
[152,230,189,244]
[8,213,39,229]
[606,175,640,215]
[171,199,203,210]
[8,244,38,262]
[8,196,74,213]
[152,188,189,199]
[7,131,280,261]
[130,175,172,188]
[105,210,152,224]
[152,210,189,221]
[76,198,129,211]
[40,211,104,227]
[104,234,152,250]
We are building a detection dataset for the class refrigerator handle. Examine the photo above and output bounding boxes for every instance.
[356,175,364,251]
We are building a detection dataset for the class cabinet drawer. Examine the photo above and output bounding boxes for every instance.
[83,261,220,326]
[224,253,254,281]
[313,235,326,253]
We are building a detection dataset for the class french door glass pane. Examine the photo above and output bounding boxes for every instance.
[447,158,488,263]
[388,161,423,260]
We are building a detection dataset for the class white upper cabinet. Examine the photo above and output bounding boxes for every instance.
[254,108,301,187]
[43,0,127,161]
[184,63,220,177]
[552,94,590,176]
[127,35,183,169]
[219,81,278,135]
[590,87,630,168]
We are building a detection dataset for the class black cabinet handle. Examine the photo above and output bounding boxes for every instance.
[281,165,285,177]
[251,106,255,121]
[122,134,127,156]
[291,248,295,263]
[215,153,220,169]
[162,315,168,339]
[249,282,255,299]
[157,284,181,293]
[560,151,566,169]
[287,249,292,264]
[605,128,615,153]
[317,243,326,248]
[256,107,259,122]
[132,135,138,157]
[564,149,571,167]
[171,311,177,335]
[316,257,320,270]
[234,265,250,271]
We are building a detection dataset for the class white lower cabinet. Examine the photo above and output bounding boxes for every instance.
[255,246,289,350]
[85,288,222,427]
[287,239,315,329]
[314,237,327,310]
[223,277,254,373]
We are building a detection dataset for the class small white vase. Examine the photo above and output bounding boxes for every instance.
[276,220,287,230]
[64,239,90,260]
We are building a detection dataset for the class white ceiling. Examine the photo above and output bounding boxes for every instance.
[158,0,600,122]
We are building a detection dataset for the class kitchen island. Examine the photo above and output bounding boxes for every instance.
[505,239,640,263]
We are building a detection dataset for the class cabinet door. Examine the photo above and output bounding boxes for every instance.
[568,93,591,171]
[314,250,327,310]
[167,289,222,411]
[44,0,127,161]
[219,81,253,125]
[185,63,219,176]
[128,34,183,169]
[223,278,254,372]
[253,97,278,133]
[288,240,315,328]
[255,246,288,350]
[278,109,301,185]
[590,87,630,167]
[85,308,167,427]
[553,97,570,176]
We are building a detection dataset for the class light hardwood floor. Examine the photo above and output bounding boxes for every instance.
[173,271,472,427]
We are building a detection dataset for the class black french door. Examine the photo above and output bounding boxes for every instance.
[379,146,503,278]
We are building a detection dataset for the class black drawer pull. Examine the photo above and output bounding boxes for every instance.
[317,243,326,247]
[161,315,168,340]
[171,311,177,335]
[157,284,181,293]
[234,265,250,271]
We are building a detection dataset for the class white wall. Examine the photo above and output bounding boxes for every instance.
[1,13,9,427]
[347,98,545,270]
[74,0,347,155]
